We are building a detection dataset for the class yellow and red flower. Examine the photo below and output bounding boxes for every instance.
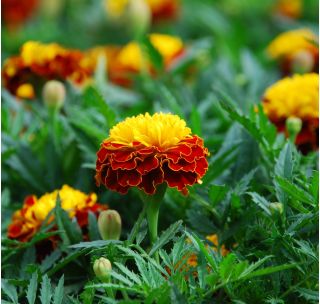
[274,0,302,19]
[2,0,39,29]
[267,29,318,74]
[146,0,179,22]
[105,0,179,22]
[262,73,319,152]
[2,41,92,98]
[8,185,107,242]
[96,113,209,195]
[110,34,185,86]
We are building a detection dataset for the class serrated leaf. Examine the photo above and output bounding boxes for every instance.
[1,279,18,304]
[40,250,62,273]
[39,275,52,304]
[53,275,64,304]
[26,272,38,304]
[275,176,316,206]
[247,192,272,216]
[149,220,183,256]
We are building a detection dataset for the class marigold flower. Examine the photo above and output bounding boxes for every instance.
[267,29,318,74]
[7,185,107,242]
[262,73,319,151]
[274,0,301,19]
[105,0,178,22]
[146,0,179,22]
[96,113,209,195]
[2,0,39,29]
[110,34,184,85]
[2,41,92,98]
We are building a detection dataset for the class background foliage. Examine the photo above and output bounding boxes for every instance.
[1,0,319,303]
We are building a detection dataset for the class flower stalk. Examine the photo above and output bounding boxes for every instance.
[140,183,167,246]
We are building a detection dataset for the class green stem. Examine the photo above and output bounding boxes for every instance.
[146,200,160,245]
[139,183,167,246]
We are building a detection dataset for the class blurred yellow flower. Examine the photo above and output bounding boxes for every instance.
[267,29,318,60]
[16,83,35,99]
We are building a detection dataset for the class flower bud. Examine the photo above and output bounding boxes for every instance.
[42,80,66,109]
[292,50,315,73]
[93,257,112,282]
[98,210,122,240]
[269,202,284,215]
[127,0,150,36]
[286,116,302,139]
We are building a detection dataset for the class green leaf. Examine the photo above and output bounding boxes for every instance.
[275,176,316,206]
[83,86,116,128]
[26,272,38,304]
[40,250,62,273]
[54,196,82,246]
[247,192,272,216]
[149,220,183,256]
[241,264,296,280]
[69,240,121,249]
[296,288,319,301]
[1,279,18,304]
[88,211,100,241]
[190,106,202,136]
[208,184,228,206]
[139,35,164,72]
[53,275,64,304]
[39,275,52,304]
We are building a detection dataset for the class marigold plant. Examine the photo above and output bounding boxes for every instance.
[262,73,319,151]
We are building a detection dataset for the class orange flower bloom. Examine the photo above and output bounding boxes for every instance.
[96,113,209,195]
[274,0,301,19]
[8,185,107,242]
[262,73,319,152]
[110,34,185,86]
[267,29,318,74]
[146,0,179,22]
[2,0,39,29]
[2,41,92,98]
[105,0,179,22]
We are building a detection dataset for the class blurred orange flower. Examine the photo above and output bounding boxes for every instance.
[8,185,107,243]
[267,29,318,74]
[96,113,209,195]
[110,33,185,86]
[2,0,39,29]
[2,41,92,98]
[263,73,319,152]
[274,0,301,19]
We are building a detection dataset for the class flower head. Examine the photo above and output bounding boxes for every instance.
[274,0,302,19]
[2,41,91,98]
[105,0,178,22]
[267,29,318,74]
[96,113,209,195]
[2,0,39,29]
[110,34,184,85]
[263,73,319,151]
[7,185,107,242]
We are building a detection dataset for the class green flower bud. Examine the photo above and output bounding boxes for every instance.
[127,0,150,36]
[42,80,66,110]
[269,202,284,215]
[93,257,112,282]
[98,210,122,240]
[286,116,302,140]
